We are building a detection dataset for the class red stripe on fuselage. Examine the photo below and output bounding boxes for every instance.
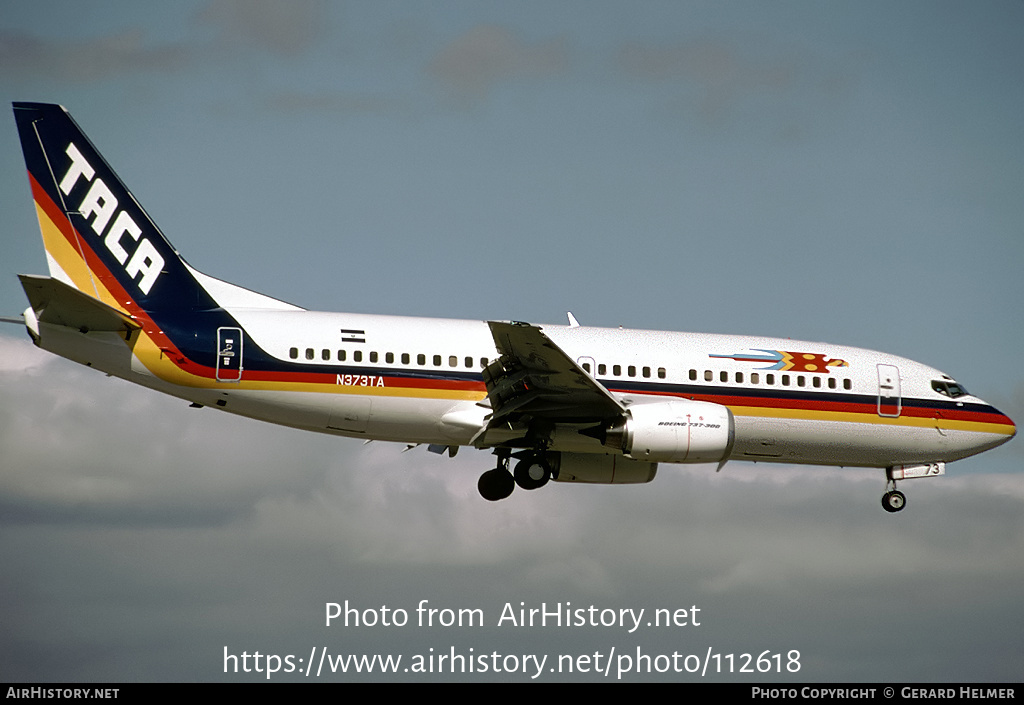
[613,385,1014,428]
[25,173,1017,430]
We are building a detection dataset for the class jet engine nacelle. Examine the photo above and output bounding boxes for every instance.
[606,399,735,464]
[551,452,657,484]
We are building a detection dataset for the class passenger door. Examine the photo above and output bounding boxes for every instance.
[216,327,243,382]
[877,364,901,418]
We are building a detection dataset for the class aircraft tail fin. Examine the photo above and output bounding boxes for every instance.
[13,102,200,315]
[12,102,297,318]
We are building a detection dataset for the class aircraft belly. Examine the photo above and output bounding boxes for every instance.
[928,426,1013,461]
[207,389,332,431]
[327,395,371,433]
[371,395,467,444]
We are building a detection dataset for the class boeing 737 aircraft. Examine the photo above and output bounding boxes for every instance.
[9,103,1016,511]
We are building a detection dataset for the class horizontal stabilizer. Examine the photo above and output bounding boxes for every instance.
[19,274,140,335]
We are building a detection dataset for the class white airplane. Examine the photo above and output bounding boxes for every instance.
[9,102,1015,511]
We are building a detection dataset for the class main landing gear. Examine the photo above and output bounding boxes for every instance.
[477,449,552,501]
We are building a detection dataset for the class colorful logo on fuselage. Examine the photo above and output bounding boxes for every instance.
[709,349,849,373]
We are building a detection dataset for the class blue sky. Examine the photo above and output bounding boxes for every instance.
[1,1,1022,682]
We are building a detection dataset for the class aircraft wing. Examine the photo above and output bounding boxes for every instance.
[482,321,626,429]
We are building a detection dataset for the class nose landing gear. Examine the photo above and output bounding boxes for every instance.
[881,487,906,513]
[880,462,945,512]
[881,471,906,513]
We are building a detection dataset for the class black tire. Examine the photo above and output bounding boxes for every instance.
[514,457,551,490]
[881,490,906,513]
[478,468,515,501]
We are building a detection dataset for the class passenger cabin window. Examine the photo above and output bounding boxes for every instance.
[582,362,591,373]
[613,365,621,376]
[598,364,607,375]
[658,367,666,379]
[289,347,298,359]
[305,348,314,360]
[353,351,362,362]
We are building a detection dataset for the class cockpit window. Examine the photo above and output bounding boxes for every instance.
[932,380,969,398]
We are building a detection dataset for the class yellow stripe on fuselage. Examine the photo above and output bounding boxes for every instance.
[132,332,1013,431]
[130,332,487,401]
[729,405,1014,435]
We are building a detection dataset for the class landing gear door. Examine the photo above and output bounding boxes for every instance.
[877,363,901,418]
[216,327,243,382]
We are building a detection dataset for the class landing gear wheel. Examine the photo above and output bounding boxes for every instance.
[478,467,515,501]
[882,490,906,513]
[514,457,551,490]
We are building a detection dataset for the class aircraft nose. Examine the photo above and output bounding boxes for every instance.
[988,404,1016,446]
[955,398,1017,459]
